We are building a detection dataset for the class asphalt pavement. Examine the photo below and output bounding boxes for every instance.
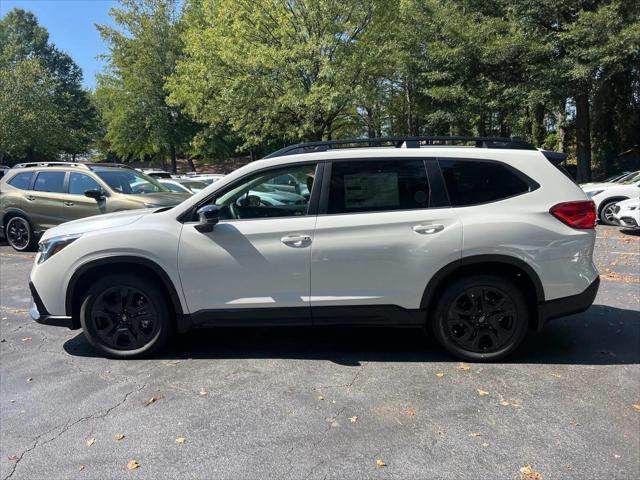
[1,225,638,480]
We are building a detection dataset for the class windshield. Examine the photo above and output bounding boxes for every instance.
[620,173,640,185]
[96,170,171,194]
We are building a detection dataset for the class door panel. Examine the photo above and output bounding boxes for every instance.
[178,217,315,317]
[62,172,107,221]
[310,209,462,311]
[29,171,67,229]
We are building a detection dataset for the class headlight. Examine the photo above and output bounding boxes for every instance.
[586,190,604,198]
[37,234,81,264]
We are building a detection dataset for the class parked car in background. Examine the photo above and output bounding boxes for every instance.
[581,171,633,187]
[138,168,173,179]
[177,173,226,185]
[613,197,640,229]
[0,165,9,179]
[582,172,640,225]
[158,178,208,194]
[29,136,598,362]
[1,162,189,251]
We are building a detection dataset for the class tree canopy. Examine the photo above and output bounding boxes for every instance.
[0,8,98,164]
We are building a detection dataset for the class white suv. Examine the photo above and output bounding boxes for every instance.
[29,137,600,361]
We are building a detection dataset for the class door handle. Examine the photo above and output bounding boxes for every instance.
[413,223,444,234]
[64,201,74,206]
[281,234,312,246]
[26,196,36,201]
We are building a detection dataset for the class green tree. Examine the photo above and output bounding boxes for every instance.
[168,0,392,149]
[96,0,195,173]
[0,8,98,163]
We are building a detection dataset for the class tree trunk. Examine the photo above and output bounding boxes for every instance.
[575,88,592,183]
[405,79,412,135]
[366,107,376,138]
[170,144,177,174]
[557,101,567,153]
[187,157,196,172]
[531,104,545,147]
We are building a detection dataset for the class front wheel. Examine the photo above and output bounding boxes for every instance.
[80,274,173,358]
[599,200,621,226]
[431,275,528,362]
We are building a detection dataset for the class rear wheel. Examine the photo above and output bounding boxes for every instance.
[80,274,173,358]
[5,215,37,252]
[432,275,528,361]
[599,199,621,225]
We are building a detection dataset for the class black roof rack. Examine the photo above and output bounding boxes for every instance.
[264,136,536,159]
[87,162,134,169]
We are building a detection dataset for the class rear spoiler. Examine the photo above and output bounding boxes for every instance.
[540,150,568,166]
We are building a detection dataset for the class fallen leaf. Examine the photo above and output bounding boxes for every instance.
[482,442,490,447]
[499,400,510,406]
[162,360,180,366]
[318,395,324,401]
[406,407,416,417]
[551,373,562,378]
[79,465,85,471]
[175,437,186,444]
[458,362,471,371]
[26,377,33,382]
[349,416,358,423]
[435,372,444,378]
[375,459,386,467]
[86,437,95,447]
[633,404,640,412]
[569,420,580,428]
[468,432,481,437]
[143,395,162,407]
[519,464,542,480]
[21,337,32,342]
[331,400,336,404]
[477,389,489,397]
[199,388,208,396]
[115,433,125,441]
[614,454,621,459]
[8,455,18,461]
[126,460,140,470]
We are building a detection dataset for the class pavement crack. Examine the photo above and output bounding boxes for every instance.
[3,383,146,479]
[313,362,368,391]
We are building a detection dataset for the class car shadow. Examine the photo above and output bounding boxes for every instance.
[63,304,639,366]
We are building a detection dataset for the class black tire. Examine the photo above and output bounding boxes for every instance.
[80,274,173,359]
[599,199,622,225]
[5,215,37,252]
[431,275,528,362]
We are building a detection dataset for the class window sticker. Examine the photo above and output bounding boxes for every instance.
[343,172,399,209]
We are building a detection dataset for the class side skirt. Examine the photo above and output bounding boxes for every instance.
[188,305,425,328]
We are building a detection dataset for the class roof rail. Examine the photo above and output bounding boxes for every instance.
[87,162,135,169]
[264,136,536,159]
[12,162,90,169]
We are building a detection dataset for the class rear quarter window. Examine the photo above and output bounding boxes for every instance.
[439,159,535,206]
[7,172,34,190]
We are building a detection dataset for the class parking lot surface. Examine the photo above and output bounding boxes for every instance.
[1,225,639,480]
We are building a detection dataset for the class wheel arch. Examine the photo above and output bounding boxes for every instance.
[598,196,629,214]
[420,255,544,329]
[65,256,186,329]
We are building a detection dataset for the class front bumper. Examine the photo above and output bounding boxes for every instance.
[29,282,74,329]
[537,276,600,330]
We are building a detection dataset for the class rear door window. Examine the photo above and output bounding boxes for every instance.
[439,159,533,206]
[33,172,66,193]
[327,160,430,214]
[7,172,34,190]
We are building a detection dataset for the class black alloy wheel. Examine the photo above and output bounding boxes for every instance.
[80,274,172,358]
[432,275,528,361]
[6,216,35,251]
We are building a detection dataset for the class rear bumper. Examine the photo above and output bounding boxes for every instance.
[537,276,599,330]
[29,281,74,329]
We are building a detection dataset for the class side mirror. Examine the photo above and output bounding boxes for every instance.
[84,189,103,200]
[195,205,224,233]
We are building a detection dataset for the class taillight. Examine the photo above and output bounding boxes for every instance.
[549,201,597,229]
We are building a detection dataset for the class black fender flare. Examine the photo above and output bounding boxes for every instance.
[65,255,185,317]
[420,254,545,310]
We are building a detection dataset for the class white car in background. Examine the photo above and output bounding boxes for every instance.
[582,172,640,225]
[613,197,640,229]
[158,178,207,194]
[177,173,226,185]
